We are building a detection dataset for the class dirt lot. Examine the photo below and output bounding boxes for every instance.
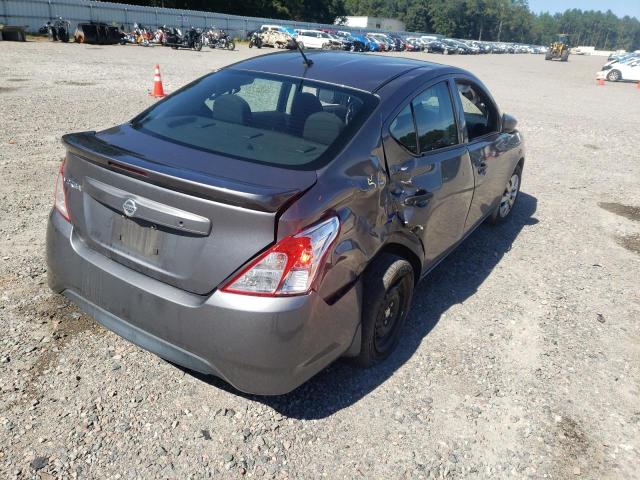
[0,42,639,480]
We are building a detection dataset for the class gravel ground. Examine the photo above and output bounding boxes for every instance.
[1,42,639,480]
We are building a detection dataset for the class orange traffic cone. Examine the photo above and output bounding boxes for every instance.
[597,78,605,86]
[149,64,166,98]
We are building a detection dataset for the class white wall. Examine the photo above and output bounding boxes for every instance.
[341,16,406,32]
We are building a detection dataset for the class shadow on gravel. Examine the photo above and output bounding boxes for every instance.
[186,192,538,419]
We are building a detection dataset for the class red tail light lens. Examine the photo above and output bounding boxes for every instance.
[54,160,70,221]
[221,216,340,296]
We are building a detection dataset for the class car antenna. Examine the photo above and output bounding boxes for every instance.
[289,33,313,67]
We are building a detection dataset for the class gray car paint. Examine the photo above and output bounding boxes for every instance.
[46,52,524,395]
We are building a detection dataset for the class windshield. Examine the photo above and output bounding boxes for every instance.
[131,69,378,170]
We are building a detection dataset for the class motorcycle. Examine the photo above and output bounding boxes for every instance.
[41,17,70,42]
[202,28,235,50]
[151,26,169,45]
[120,23,152,46]
[164,26,203,51]
[248,30,263,49]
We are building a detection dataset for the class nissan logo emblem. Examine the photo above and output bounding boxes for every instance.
[122,199,137,217]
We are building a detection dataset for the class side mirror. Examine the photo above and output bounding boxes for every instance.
[502,113,518,133]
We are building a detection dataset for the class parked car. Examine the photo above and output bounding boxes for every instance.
[387,33,406,51]
[257,25,296,49]
[599,58,640,82]
[367,33,393,51]
[295,29,332,49]
[47,51,525,395]
[326,33,348,50]
[364,34,383,51]
[601,52,640,70]
[607,50,628,61]
[444,39,472,54]
[404,38,424,52]
[336,31,368,52]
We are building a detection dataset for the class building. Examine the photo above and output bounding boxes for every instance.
[338,16,406,32]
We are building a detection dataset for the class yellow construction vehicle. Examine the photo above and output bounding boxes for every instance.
[545,34,570,61]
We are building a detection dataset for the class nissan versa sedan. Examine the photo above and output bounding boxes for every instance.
[47,51,524,395]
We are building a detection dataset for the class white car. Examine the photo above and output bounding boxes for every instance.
[295,29,331,49]
[597,59,640,82]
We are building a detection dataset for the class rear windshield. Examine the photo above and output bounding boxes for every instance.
[131,69,378,170]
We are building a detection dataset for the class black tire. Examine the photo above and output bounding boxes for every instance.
[227,40,235,51]
[489,164,522,224]
[194,41,203,51]
[561,50,569,62]
[353,253,414,368]
[607,69,621,82]
[48,29,57,42]
[545,52,552,60]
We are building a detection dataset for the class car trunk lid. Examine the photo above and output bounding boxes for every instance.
[61,128,316,295]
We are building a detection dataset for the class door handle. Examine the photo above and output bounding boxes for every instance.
[392,158,417,174]
[403,189,433,207]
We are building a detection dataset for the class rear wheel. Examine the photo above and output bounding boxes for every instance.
[354,253,414,368]
[607,69,621,81]
[489,165,522,224]
[560,50,569,62]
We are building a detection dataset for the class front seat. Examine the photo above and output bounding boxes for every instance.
[211,94,252,125]
[289,92,322,136]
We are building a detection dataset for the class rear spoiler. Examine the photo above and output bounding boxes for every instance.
[62,131,307,213]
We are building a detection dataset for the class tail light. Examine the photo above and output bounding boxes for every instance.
[54,160,70,221]
[222,216,340,297]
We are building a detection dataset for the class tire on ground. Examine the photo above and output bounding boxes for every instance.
[353,253,414,368]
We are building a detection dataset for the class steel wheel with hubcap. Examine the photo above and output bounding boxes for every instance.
[490,165,522,224]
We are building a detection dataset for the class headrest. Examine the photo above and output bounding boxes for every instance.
[290,92,323,118]
[211,94,251,124]
[303,112,345,145]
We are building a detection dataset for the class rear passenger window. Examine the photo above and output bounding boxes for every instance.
[455,81,499,140]
[390,105,417,154]
[412,82,458,153]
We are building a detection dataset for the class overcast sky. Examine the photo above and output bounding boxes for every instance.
[528,0,640,19]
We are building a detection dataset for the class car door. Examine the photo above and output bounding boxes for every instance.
[383,79,475,267]
[298,31,311,47]
[623,61,640,81]
[452,77,513,230]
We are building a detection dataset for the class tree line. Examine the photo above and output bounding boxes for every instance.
[106,0,640,50]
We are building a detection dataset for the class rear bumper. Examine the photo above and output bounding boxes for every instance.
[46,210,361,395]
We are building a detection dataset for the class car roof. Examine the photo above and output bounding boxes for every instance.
[230,51,457,93]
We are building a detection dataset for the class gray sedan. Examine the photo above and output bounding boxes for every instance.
[47,51,524,395]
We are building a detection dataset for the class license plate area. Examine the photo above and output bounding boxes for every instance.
[111,215,162,258]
